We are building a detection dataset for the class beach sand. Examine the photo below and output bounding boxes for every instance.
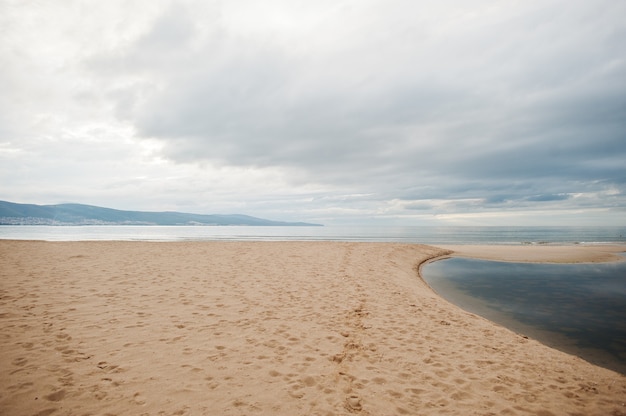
[1,241,625,415]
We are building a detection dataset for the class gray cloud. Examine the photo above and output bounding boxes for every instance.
[2,0,625,224]
[526,194,570,202]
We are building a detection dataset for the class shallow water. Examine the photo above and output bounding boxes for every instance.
[423,257,626,375]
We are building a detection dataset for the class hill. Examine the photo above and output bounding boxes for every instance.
[0,201,322,226]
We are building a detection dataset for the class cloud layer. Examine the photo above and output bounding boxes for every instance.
[1,0,625,224]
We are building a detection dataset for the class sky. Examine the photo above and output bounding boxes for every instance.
[1,0,625,226]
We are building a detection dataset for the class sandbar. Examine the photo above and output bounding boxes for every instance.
[436,243,626,263]
[1,240,625,415]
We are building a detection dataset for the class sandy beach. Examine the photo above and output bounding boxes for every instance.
[1,241,625,416]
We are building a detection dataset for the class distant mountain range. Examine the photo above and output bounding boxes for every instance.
[0,200,322,226]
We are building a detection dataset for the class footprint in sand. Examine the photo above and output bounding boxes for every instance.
[12,357,28,366]
[44,389,66,402]
[132,392,146,405]
[345,395,362,412]
[97,361,123,373]
[33,409,58,416]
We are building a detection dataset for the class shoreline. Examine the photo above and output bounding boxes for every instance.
[1,240,625,415]
[418,245,626,376]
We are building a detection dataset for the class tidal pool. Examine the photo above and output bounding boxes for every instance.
[422,256,626,375]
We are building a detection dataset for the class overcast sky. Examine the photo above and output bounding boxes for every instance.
[1,0,625,225]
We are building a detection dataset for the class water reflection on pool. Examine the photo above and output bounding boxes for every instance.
[422,256,626,375]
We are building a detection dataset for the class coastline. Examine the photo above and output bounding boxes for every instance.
[1,240,625,415]
[420,245,626,376]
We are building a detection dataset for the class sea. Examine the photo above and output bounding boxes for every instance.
[0,225,625,244]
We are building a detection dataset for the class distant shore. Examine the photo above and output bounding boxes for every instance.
[1,241,624,415]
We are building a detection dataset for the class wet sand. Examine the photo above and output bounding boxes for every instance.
[1,240,625,415]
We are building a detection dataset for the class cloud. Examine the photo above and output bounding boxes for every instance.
[1,0,625,224]
[525,194,570,202]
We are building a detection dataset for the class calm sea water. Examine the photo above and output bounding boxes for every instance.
[1,225,625,244]
[423,257,626,375]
